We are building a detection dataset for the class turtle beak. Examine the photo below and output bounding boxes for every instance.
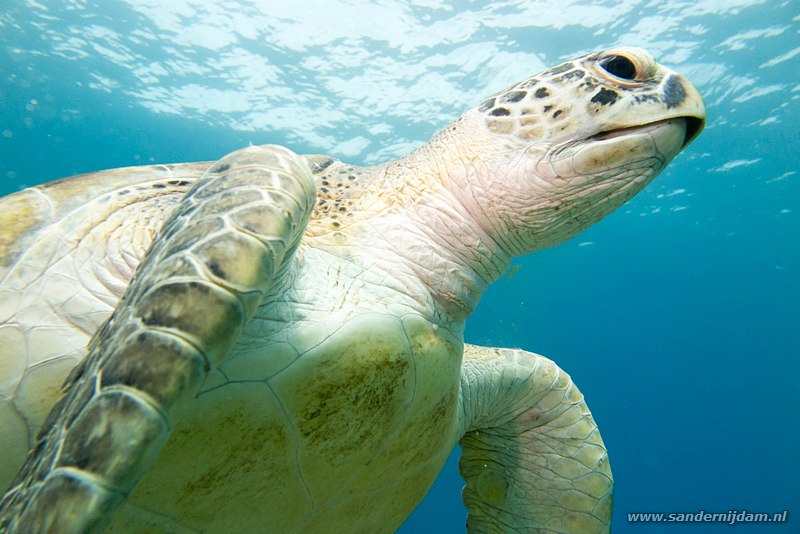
[660,70,706,149]
[587,114,704,151]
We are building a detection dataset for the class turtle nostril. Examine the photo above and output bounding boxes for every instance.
[600,55,637,81]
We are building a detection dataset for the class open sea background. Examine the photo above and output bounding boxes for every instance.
[1,1,797,532]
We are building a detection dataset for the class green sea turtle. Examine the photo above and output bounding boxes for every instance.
[0,47,704,533]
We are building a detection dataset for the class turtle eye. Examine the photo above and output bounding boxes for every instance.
[599,55,637,80]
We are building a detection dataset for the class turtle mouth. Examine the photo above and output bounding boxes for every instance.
[590,116,705,149]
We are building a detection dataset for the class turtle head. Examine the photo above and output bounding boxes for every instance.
[440,47,706,256]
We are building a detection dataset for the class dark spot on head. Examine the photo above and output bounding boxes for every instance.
[118,189,130,196]
[320,187,329,194]
[332,221,340,228]
[167,180,191,186]
[553,110,563,119]
[518,78,538,89]
[555,70,585,83]
[478,98,495,112]
[543,105,553,112]
[543,62,574,76]
[590,88,619,106]
[662,75,687,109]
[535,87,549,98]
[338,207,346,212]
[348,175,356,180]
[314,158,334,172]
[635,94,661,105]
[321,180,329,186]
[490,107,511,116]
[583,76,599,89]
[211,162,230,173]
[499,90,527,103]
[152,183,166,189]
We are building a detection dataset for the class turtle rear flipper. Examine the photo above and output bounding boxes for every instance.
[0,145,316,533]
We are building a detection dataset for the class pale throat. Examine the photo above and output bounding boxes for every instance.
[365,133,513,320]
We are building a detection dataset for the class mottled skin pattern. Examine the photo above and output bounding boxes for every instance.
[0,48,704,533]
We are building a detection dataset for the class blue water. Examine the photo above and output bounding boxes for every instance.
[1,1,798,532]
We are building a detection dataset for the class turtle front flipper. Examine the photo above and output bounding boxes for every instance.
[458,345,613,533]
[0,145,316,533]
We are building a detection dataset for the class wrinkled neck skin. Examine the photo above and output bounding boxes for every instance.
[369,134,513,322]
[303,128,513,324]
[311,115,534,324]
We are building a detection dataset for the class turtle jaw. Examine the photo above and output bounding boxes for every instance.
[507,115,696,252]
[558,115,693,180]
[589,115,705,150]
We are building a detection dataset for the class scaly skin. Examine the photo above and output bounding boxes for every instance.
[0,47,704,533]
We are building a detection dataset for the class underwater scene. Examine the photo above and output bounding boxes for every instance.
[0,0,797,532]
